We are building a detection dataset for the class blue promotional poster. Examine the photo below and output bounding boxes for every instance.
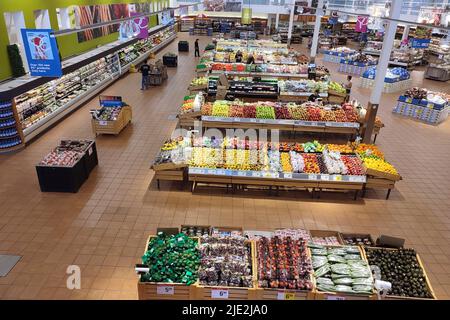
[410,38,431,48]
[20,29,62,77]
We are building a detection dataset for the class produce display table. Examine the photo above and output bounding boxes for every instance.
[189,168,366,199]
[36,140,98,193]
[136,226,436,300]
[424,66,450,81]
[322,50,355,64]
[278,92,328,103]
[91,105,132,136]
[338,60,378,76]
[360,78,412,93]
[200,116,360,136]
[362,164,402,200]
[393,96,449,125]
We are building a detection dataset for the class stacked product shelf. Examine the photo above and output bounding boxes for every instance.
[360,67,412,93]
[321,47,356,64]
[0,100,23,152]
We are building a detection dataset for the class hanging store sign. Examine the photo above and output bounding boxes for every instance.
[241,8,252,25]
[21,29,62,77]
[410,38,431,49]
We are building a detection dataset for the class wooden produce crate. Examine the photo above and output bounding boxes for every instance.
[314,246,376,300]
[340,232,375,247]
[328,89,347,97]
[310,230,344,245]
[188,84,208,95]
[363,247,437,300]
[193,241,257,300]
[211,226,243,236]
[365,167,402,182]
[152,161,187,172]
[253,245,315,300]
[153,168,186,182]
[327,95,346,104]
[92,106,132,136]
[137,235,199,300]
[181,224,211,236]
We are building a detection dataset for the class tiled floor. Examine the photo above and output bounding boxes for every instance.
[0,33,449,300]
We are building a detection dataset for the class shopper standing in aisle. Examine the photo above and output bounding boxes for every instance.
[194,39,200,57]
[140,60,151,90]
[345,75,353,102]
[235,50,243,63]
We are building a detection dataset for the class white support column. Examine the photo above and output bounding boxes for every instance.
[287,1,295,45]
[363,0,402,143]
[275,13,280,30]
[310,0,324,58]
[401,25,410,42]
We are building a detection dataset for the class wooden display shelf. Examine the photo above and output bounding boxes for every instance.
[364,167,402,181]
[362,247,437,300]
[194,240,257,300]
[310,230,344,245]
[328,89,347,97]
[188,84,208,95]
[91,106,132,136]
[314,246,376,300]
[152,161,187,172]
[138,235,199,300]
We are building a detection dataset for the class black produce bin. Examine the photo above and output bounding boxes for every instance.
[82,141,98,177]
[36,160,87,193]
[36,140,98,193]
[178,41,189,52]
[163,54,178,67]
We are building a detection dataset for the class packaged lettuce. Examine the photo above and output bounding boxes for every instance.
[344,254,361,261]
[327,248,347,256]
[333,277,354,285]
[335,285,354,293]
[317,277,334,286]
[311,248,328,256]
[352,278,374,286]
[317,284,336,292]
[352,285,373,294]
[331,263,350,275]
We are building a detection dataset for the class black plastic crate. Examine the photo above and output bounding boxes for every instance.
[178,41,189,52]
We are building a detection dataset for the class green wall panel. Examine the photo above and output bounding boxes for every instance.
[0,0,169,81]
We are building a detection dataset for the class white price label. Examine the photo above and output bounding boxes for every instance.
[333,175,342,181]
[252,171,261,178]
[308,174,317,180]
[321,174,330,181]
[217,170,225,175]
[237,171,246,177]
[284,173,293,179]
[99,120,108,126]
[327,295,346,300]
[88,148,93,156]
[250,119,257,123]
[234,118,240,122]
[211,289,229,299]
[157,285,174,295]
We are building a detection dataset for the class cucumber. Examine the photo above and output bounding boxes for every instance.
[344,254,361,261]
[315,264,331,278]
[312,256,328,269]
[311,248,328,256]
[335,285,354,293]
[327,254,346,264]
[317,284,336,292]
[317,277,334,286]
[334,277,354,285]
[331,263,350,275]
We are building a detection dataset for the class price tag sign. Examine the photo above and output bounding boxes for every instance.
[427,103,434,109]
[237,171,246,177]
[327,295,346,300]
[277,291,295,300]
[99,120,108,126]
[217,169,225,175]
[333,175,342,181]
[406,97,412,103]
[157,285,174,295]
[284,173,293,179]
[308,174,317,180]
[234,118,240,122]
[211,289,229,299]
[88,148,93,156]
[321,174,330,181]
[250,119,257,123]
[252,171,261,178]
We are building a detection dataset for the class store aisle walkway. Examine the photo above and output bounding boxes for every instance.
[0,33,449,299]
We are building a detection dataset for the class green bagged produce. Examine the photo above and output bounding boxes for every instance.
[331,263,351,275]
[352,285,373,294]
[328,255,346,263]
[311,248,328,256]
[315,264,331,277]
[317,284,336,292]
[345,247,361,254]
[352,278,374,286]
[317,277,334,286]
[344,254,362,261]
[333,277,354,285]
[308,243,325,249]
[335,285,354,293]
[327,248,347,256]
[312,256,328,269]
[331,273,350,280]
